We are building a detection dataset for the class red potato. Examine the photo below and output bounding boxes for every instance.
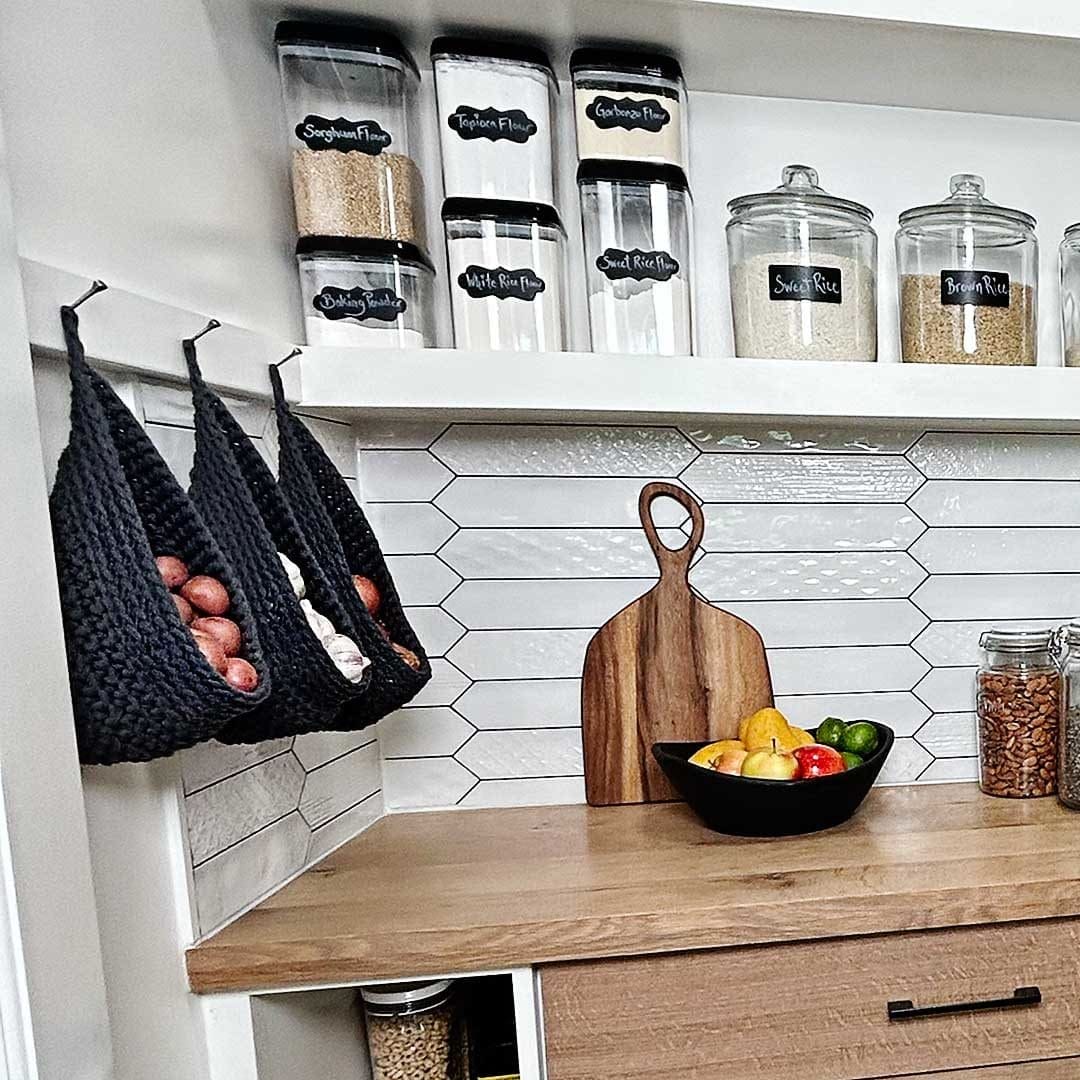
[392,642,421,671]
[192,616,241,658]
[352,574,381,616]
[181,575,230,616]
[172,593,194,625]
[155,555,189,590]
[223,657,259,692]
[190,628,228,674]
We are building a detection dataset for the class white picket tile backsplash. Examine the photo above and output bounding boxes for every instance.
[383,554,461,605]
[365,503,457,554]
[298,744,381,830]
[403,607,466,656]
[356,421,1080,811]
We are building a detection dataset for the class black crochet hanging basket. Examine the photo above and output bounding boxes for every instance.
[48,307,271,764]
[184,341,376,742]
[269,364,430,723]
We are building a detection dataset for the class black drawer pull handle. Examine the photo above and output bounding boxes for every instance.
[888,986,1041,1022]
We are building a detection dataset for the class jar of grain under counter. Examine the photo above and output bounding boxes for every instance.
[361,981,468,1080]
[725,164,877,361]
[432,38,558,203]
[443,198,568,351]
[297,237,436,347]
[578,159,693,355]
[570,48,688,170]
[977,628,1061,799]
[897,174,1037,365]
[275,22,428,250]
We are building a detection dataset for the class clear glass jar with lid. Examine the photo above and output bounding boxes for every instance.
[897,174,1037,365]
[726,165,877,362]
[361,980,468,1080]
[1057,622,1080,808]
[976,628,1060,799]
[1060,224,1080,367]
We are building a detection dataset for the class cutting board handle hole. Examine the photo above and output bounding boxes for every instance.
[639,482,704,578]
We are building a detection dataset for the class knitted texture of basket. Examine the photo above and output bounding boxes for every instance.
[270,364,430,724]
[48,306,270,764]
[184,341,375,742]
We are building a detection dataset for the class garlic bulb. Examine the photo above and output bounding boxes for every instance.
[324,633,371,684]
[300,599,336,644]
[277,550,306,599]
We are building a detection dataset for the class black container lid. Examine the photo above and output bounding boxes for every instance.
[274,21,419,76]
[576,160,690,192]
[569,47,683,84]
[441,198,565,232]
[431,36,555,77]
[296,236,435,272]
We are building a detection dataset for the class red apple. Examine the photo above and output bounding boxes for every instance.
[793,743,846,780]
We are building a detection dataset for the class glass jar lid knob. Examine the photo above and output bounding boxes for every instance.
[781,164,820,191]
[949,173,986,201]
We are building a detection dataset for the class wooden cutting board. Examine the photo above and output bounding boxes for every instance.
[581,482,774,806]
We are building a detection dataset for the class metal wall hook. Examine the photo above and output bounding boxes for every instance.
[188,318,221,343]
[274,348,302,369]
[70,279,108,309]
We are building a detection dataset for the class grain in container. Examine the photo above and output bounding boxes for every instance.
[361,980,468,1080]
[570,48,688,170]
[297,237,436,347]
[976,628,1060,799]
[275,22,428,249]
[443,198,568,351]
[1057,622,1080,809]
[726,164,877,361]
[1060,224,1080,367]
[897,174,1037,365]
[432,37,557,203]
[578,160,693,355]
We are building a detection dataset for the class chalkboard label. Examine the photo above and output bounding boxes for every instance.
[596,248,679,282]
[458,266,546,302]
[584,95,670,133]
[447,105,538,143]
[294,115,392,154]
[940,269,1011,307]
[768,264,843,304]
[313,285,406,322]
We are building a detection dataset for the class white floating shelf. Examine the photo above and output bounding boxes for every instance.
[297,347,1080,430]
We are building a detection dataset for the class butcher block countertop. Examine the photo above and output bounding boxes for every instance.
[186,781,1080,994]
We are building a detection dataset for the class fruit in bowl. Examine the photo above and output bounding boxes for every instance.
[741,741,798,780]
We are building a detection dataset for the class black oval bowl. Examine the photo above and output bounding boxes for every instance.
[652,723,895,837]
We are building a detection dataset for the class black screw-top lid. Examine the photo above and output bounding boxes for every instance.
[431,36,556,77]
[576,160,690,192]
[274,21,419,77]
[296,236,435,273]
[441,198,565,233]
[569,47,683,84]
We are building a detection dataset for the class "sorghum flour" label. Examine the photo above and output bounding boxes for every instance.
[458,265,546,302]
[313,285,407,322]
[294,115,392,155]
[940,269,1011,308]
[447,105,538,143]
[584,95,670,133]
[596,248,679,282]
[768,264,843,304]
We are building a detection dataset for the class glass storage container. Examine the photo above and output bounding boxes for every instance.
[1058,622,1080,808]
[275,22,427,249]
[725,164,877,361]
[897,174,1037,365]
[361,981,468,1080]
[297,237,436,347]
[1060,224,1080,368]
[570,48,688,170]
[976,628,1060,799]
[443,198,568,352]
[578,160,693,355]
[432,38,557,203]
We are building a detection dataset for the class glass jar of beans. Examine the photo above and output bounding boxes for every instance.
[361,980,468,1080]
[976,628,1061,799]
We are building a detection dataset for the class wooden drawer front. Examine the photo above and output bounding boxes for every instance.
[540,920,1080,1080]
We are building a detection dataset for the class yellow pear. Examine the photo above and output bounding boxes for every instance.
[689,739,745,769]
[740,707,805,752]
[790,726,815,748]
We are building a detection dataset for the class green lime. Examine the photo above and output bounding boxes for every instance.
[816,717,847,748]
[841,751,865,770]
[839,721,880,757]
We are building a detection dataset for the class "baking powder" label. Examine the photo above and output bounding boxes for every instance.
[294,115,392,154]
[768,264,843,304]
[458,266,546,301]
[313,285,407,322]
[447,105,538,143]
[939,270,1011,307]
